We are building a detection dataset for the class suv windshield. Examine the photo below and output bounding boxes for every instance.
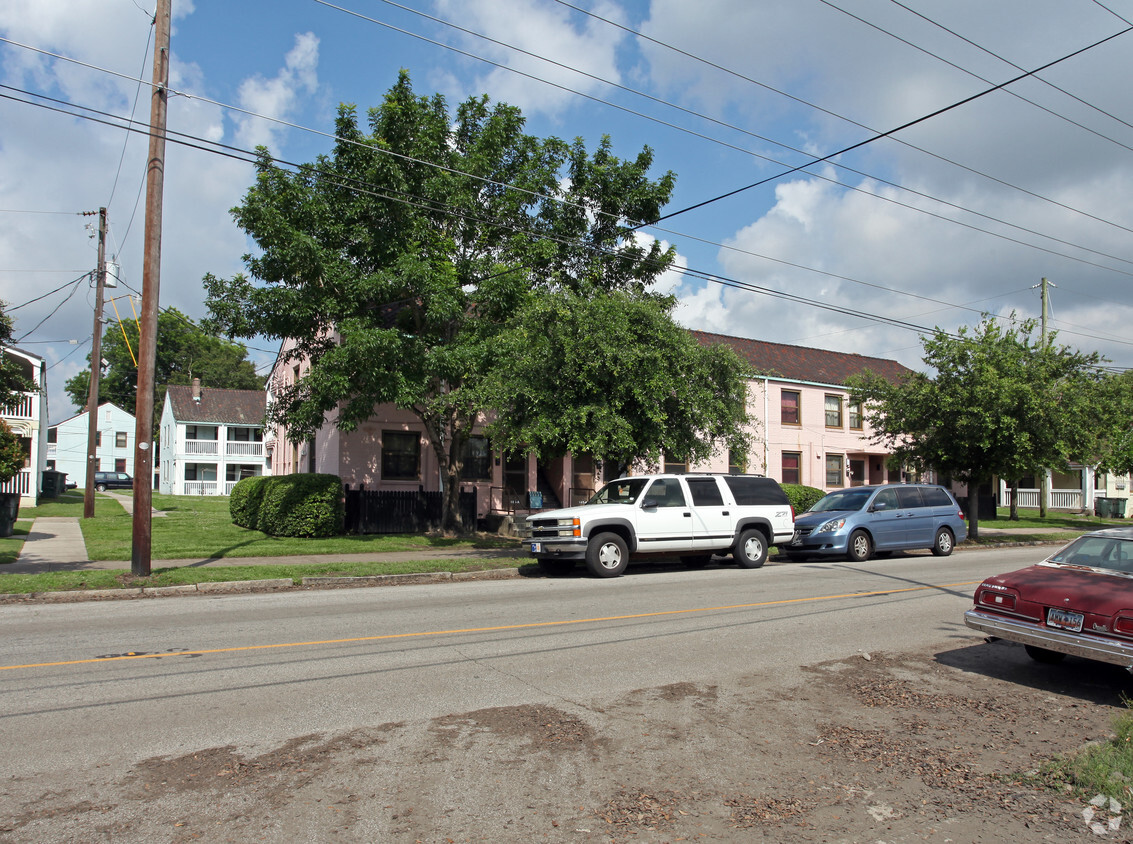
[1047,535,1133,573]
[588,478,650,505]
[810,489,874,513]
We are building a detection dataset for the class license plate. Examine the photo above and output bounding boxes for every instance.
[530,542,542,553]
[1047,608,1084,632]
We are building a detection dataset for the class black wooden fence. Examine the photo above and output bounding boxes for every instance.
[343,488,477,534]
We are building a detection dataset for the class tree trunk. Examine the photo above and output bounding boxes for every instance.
[420,409,472,534]
[968,494,980,541]
[1009,482,1019,521]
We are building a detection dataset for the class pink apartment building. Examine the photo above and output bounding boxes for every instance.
[265,331,915,521]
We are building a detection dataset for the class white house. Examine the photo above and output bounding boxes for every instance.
[47,402,136,487]
[159,378,269,495]
[1,346,49,508]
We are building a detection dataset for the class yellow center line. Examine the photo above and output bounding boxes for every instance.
[1,579,983,671]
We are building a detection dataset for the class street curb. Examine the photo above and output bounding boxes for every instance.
[0,568,525,604]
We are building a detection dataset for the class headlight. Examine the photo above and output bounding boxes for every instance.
[817,518,846,533]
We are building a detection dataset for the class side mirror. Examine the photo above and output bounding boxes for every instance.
[642,498,659,509]
[871,501,888,512]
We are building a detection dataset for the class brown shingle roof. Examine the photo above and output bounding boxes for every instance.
[166,385,266,425]
[691,330,914,386]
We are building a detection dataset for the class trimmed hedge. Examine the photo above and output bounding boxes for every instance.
[230,475,269,530]
[782,483,826,515]
[231,474,345,537]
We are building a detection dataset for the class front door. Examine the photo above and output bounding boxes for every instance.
[634,477,696,553]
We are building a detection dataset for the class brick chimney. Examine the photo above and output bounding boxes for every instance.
[192,377,201,403]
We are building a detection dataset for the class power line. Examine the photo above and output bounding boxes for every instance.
[651,24,1133,224]
[8,273,91,311]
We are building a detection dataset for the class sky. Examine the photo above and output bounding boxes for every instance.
[3,0,1133,424]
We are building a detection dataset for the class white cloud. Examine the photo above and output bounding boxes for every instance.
[233,32,320,150]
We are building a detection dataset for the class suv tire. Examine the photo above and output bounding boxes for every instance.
[585,532,629,578]
[734,529,768,568]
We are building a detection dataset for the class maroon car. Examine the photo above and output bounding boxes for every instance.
[965,527,1133,669]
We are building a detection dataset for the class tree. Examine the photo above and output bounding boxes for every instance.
[847,316,1104,539]
[483,289,751,477]
[1086,371,1133,477]
[65,307,263,432]
[0,305,35,488]
[204,72,750,530]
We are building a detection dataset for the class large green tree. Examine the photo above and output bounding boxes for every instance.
[65,307,263,431]
[204,72,750,529]
[483,289,751,477]
[848,316,1104,539]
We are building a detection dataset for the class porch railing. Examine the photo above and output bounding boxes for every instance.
[184,440,219,455]
[0,394,34,418]
[183,481,218,495]
[225,441,264,457]
[1007,488,1083,510]
[0,469,30,495]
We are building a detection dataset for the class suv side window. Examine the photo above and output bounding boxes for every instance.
[646,479,687,507]
[724,475,789,505]
[687,478,724,506]
[896,486,925,508]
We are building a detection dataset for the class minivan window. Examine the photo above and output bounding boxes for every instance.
[921,487,953,507]
[896,486,925,508]
[811,489,872,512]
[872,489,898,510]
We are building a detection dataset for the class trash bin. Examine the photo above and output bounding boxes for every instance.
[1096,498,1117,519]
[1115,498,1128,519]
[40,469,66,498]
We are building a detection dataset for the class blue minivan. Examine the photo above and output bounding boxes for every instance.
[786,484,967,562]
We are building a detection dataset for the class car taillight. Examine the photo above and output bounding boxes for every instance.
[979,590,1015,610]
[1114,616,1133,636]
[957,510,966,521]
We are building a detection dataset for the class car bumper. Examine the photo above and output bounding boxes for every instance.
[785,534,848,556]
[964,608,1133,671]
[528,538,588,560]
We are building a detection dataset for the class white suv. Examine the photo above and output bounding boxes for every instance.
[527,473,795,577]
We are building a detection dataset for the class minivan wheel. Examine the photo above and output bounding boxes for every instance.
[931,528,954,556]
[846,530,872,562]
[585,532,628,577]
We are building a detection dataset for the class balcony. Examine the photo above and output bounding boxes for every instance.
[183,481,219,495]
[0,394,34,419]
[184,440,219,456]
[225,441,264,458]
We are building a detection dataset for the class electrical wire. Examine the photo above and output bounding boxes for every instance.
[8,273,91,311]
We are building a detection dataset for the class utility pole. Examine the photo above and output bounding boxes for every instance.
[1038,277,1054,518]
[82,207,107,520]
[131,0,171,577]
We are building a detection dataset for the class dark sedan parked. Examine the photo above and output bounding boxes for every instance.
[965,527,1133,670]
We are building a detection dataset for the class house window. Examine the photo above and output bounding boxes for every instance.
[115,458,126,473]
[381,431,420,480]
[848,400,863,430]
[663,458,688,474]
[461,436,492,481]
[115,431,127,448]
[47,428,57,444]
[782,452,801,485]
[185,425,217,440]
[825,395,842,428]
[95,431,102,448]
[781,390,800,425]
[826,454,845,487]
[728,449,746,475]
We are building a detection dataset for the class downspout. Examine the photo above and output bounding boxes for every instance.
[763,377,769,475]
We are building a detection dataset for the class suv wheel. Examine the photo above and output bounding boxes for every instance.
[96,483,107,492]
[734,529,768,569]
[585,532,628,578]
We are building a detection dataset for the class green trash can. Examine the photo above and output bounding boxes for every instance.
[1096,498,1117,519]
[1115,498,1128,519]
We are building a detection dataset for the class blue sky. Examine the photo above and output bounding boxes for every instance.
[3,0,1133,423]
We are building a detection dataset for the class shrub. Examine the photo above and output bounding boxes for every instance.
[256,474,345,538]
[782,483,825,514]
[230,475,269,530]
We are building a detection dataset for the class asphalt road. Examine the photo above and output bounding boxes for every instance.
[0,546,1041,781]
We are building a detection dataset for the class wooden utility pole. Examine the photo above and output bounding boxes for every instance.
[1039,277,1053,518]
[131,0,171,577]
[82,207,107,519]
